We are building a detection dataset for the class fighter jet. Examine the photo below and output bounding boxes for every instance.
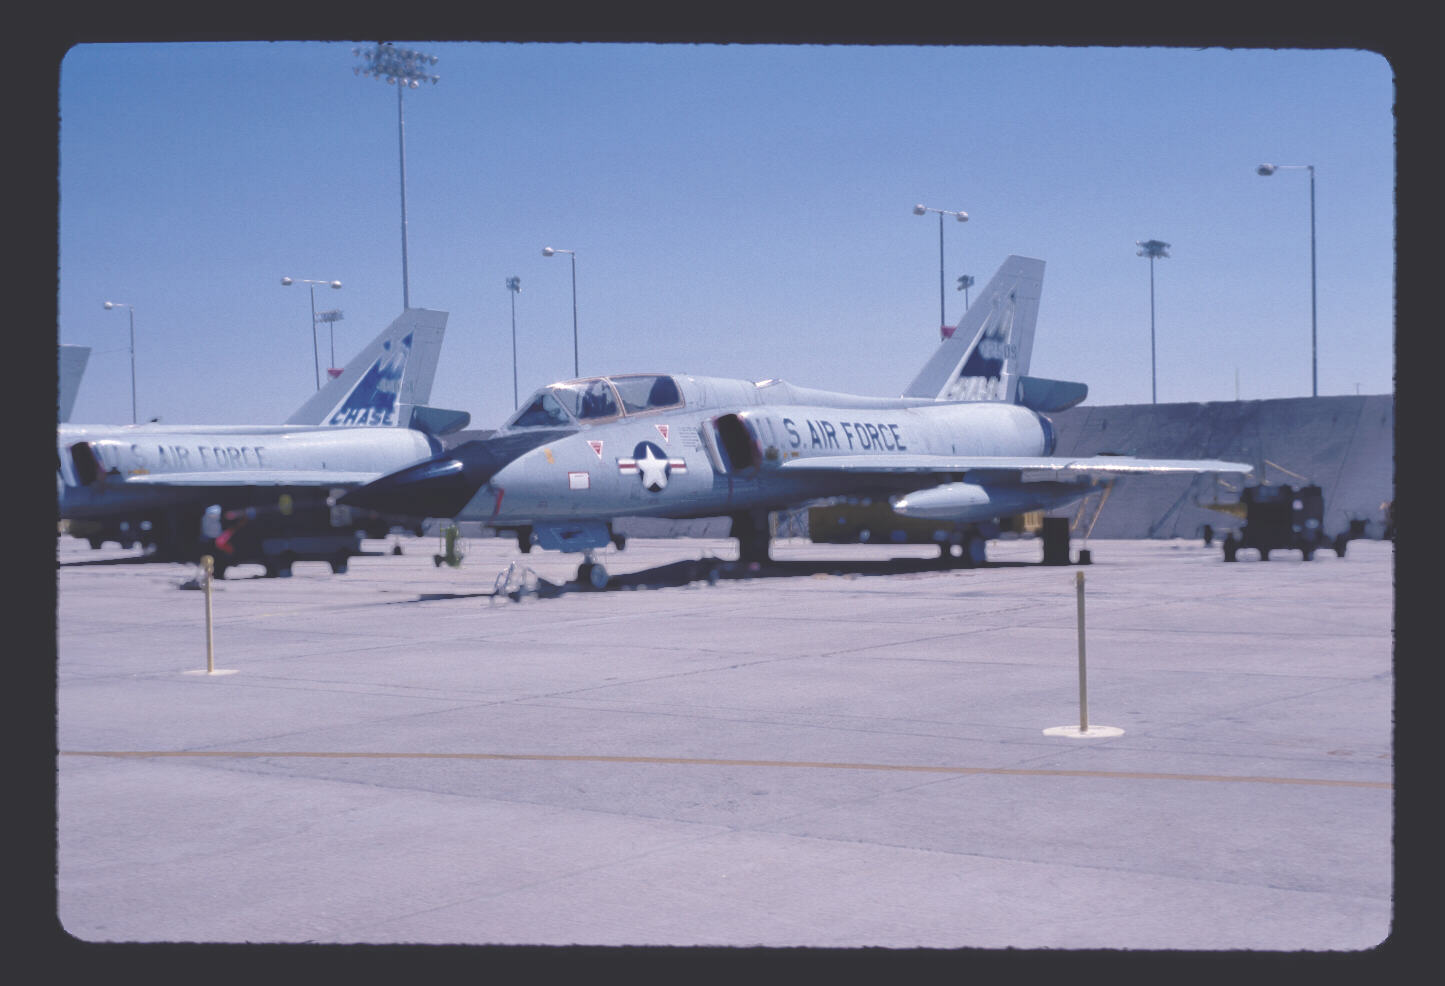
[342,257,1252,588]
[58,308,469,575]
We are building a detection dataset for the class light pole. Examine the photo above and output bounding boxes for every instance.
[354,42,440,312]
[506,276,521,409]
[281,277,342,390]
[543,247,578,378]
[956,273,975,312]
[316,308,345,377]
[913,203,969,333]
[1257,163,1317,397]
[1135,240,1170,405]
[102,301,136,423]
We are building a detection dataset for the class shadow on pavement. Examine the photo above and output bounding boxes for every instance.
[490,552,1044,602]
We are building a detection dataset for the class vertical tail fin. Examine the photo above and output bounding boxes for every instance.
[902,256,1045,402]
[285,308,449,426]
[59,344,90,423]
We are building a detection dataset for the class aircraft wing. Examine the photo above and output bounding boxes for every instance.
[777,454,1253,475]
[114,471,384,487]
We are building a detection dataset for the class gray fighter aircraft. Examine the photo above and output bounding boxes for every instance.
[342,257,1252,587]
[58,308,468,575]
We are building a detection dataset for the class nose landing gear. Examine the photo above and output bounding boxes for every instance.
[576,550,609,590]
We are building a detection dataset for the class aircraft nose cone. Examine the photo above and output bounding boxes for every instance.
[340,428,575,520]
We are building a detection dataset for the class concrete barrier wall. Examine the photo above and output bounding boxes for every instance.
[1047,395,1395,540]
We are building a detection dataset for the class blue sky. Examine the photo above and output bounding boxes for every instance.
[57,42,1396,428]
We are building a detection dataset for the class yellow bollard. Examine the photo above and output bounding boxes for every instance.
[202,555,215,674]
[1075,571,1088,733]
[1044,572,1120,738]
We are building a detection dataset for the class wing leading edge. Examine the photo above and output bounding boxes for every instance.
[113,470,386,487]
[777,454,1254,476]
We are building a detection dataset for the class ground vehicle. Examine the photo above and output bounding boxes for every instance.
[1220,483,1349,561]
[807,499,1067,565]
[206,500,370,578]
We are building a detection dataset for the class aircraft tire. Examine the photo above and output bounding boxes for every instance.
[330,553,349,574]
[941,542,978,569]
[577,561,609,590]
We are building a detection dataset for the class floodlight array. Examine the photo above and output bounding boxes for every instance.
[353,42,440,88]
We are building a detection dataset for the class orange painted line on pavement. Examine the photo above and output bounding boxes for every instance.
[60,749,1391,789]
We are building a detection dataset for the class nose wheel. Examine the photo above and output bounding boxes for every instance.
[576,551,609,590]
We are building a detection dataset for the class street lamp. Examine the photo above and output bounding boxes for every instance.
[102,301,137,423]
[1257,163,1318,397]
[1135,240,1170,405]
[316,308,345,377]
[542,247,579,378]
[913,203,969,334]
[354,42,440,311]
[956,273,975,312]
[506,276,521,410]
[281,277,343,390]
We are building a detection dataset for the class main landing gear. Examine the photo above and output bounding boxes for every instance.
[731,512,772,565]
[937,531,987,568]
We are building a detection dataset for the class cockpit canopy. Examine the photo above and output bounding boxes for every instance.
[505,374,684,429]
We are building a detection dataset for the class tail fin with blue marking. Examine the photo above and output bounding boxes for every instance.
[902,256,1086,412]
[286,308,449,427]
[903,256,1044,403]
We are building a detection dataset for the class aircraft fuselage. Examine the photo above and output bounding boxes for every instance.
[469,388,1058,528]
[58,424,442,519]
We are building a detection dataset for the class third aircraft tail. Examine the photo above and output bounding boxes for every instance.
[901,256,1086,412]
